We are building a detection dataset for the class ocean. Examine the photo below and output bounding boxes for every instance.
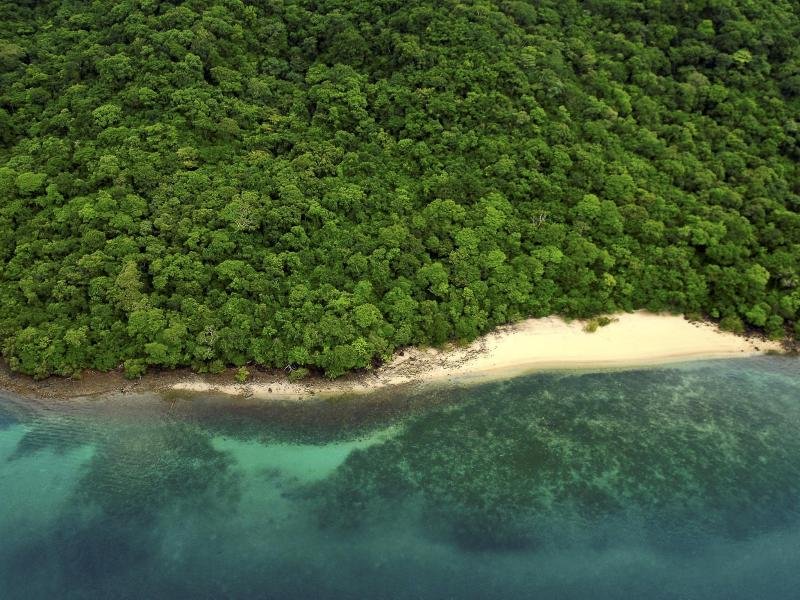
[1,356,799,599]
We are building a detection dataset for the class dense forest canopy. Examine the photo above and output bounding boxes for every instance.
[1,0,798,379]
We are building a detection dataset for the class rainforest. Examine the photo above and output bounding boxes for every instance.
[1,0,798,379]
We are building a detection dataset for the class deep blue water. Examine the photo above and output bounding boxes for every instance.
[1,357,800,599]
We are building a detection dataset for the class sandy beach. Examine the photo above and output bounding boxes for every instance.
[171,311,784,400]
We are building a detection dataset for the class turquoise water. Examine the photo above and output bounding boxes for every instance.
[1,357,800,599]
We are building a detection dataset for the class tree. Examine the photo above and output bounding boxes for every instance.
[0,0,797,379]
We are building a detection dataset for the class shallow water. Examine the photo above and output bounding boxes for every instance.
[1,357,800,599]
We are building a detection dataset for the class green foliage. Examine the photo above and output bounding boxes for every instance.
[288,367,310,382]
[0,0,798,378]
[235,366,250,383]
[15,172,46,195]
[583,315,615,333]
[596,316,614,327]
[123,359,147,380]
[720,315,746,334]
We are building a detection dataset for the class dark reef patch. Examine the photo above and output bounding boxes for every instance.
[302,365,800,551]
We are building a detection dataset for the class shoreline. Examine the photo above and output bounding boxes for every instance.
[0,311,788,402]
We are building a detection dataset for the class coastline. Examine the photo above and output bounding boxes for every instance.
[0,311,786,402]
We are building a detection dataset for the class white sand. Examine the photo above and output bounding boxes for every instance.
[170,311,783,400]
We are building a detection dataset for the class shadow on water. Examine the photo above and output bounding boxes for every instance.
[3,415,242,598]
[1,357,799,599]
[8,415,94,460]
[0,393,32,431]
[0,406,17,431]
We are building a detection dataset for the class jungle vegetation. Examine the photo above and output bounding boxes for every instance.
[0,0,798,379]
